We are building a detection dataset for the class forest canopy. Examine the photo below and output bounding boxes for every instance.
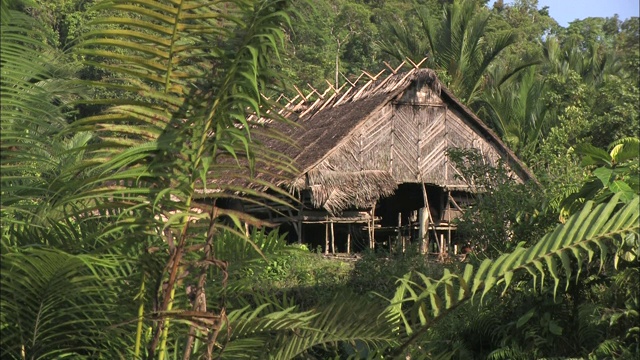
[1,0,638,359]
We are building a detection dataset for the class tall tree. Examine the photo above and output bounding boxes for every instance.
[380,0,525,108]
[479,65,549,160]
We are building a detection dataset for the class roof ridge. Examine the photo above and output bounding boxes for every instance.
[273,57,430,117]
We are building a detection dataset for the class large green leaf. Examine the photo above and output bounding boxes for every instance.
[387,194,639,358]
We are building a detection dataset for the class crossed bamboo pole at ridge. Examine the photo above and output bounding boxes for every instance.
[249,57,428,124]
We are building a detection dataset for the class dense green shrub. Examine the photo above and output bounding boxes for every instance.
[447,148,556,258]
[347,244,453,299]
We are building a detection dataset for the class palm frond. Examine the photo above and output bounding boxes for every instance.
[387,194,639,357]
[0,248,134,359]
[0,2,77,228]
[215,303,317,359]
[272,295,398,360]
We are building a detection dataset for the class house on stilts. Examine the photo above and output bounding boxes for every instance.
[221,59,536,257]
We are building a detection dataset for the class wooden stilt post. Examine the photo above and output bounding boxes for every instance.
[402,231,406,254]
[288,209,300,244]
[397,213,402,253]
[324,219,329,255]
[368,218,373,249]
[347,225,351,255]
[419,208,428,254]
[297,203,303,244]
[330,221,335,254]
[369,203,376,250]
[411,210,417,243]
[373,203,377,249]
[420,183,434,255]
[439,233,445,260]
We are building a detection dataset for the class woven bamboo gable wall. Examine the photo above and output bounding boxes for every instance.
[309,79,515,189]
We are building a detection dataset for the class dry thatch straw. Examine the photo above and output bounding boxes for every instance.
[296,169,397,214]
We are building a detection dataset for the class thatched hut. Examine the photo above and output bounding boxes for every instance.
[233,61,535,256]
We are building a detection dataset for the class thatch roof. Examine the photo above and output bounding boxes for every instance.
[236,60,536,214]
[264,69,439,177]
[297,169,397,214]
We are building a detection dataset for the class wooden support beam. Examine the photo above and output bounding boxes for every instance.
[450,194,464,212]
[362,68,385,82]
[368,216,373,249]
[397,212,403,253]
[306,83,324,99]
[324,220,329,255]
[297,203,303,244]
[293,84,307,102]
[419,208,428,254]
[334,86,355,106]
[370,203,377,249]
[347,225,351,255]
[287,209,300,243]
[362,70,377,80]
[406,56,428,69]
[340,72,358,87]
[330,221,335,254]
[383,61,397,74]
[325,79,338,94]
[420,183,437,255]
[384,60,406,74]
[447,191,452,256]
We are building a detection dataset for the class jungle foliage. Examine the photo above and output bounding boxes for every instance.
[1,0,638,359]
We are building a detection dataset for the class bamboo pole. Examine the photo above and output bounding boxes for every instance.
[330,221,335,254]
[418,208,427,254]
[447,191,452,256]
[297,202,303,244]
[325,220,329,255]
[368,217,373,249]
[369,203,377,249]
[397,212,403,253]
[347,225,351,255]
[420,183,435,255]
